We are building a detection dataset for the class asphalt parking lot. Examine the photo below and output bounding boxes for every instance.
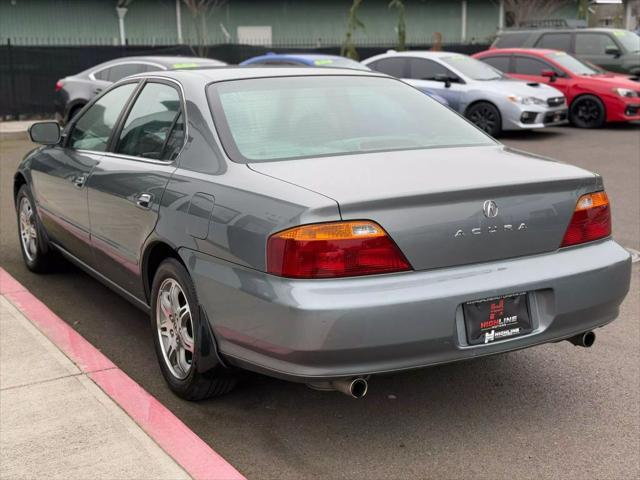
[1,124,639,479]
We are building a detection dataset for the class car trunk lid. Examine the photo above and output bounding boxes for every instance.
[249,145,599,271]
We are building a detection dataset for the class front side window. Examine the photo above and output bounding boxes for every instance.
[535,33,572,52]
[68,83,137,151]
[440,55,502,80]
[575,33,617,55]
[115,82,183,160]
[368,58,407,77]
[480,55,511,73]
[408,59,451,80]
[612,30,639,53]
[545,52,598,75]
[208,75,494,163]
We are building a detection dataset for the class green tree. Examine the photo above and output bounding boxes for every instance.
[341,0,365,60]
[389,0,406,51]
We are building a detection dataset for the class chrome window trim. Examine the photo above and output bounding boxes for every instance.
[70,76,188,165]
[106,76,188,165]
[88,61,167,82]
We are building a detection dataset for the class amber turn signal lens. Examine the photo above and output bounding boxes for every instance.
[561,192,611,247]
[267,221,411,279]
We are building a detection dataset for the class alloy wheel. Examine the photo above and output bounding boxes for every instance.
[19,196,38,262]
[469,106,498,134]
[575,99,601,125]
[156,278,194,380]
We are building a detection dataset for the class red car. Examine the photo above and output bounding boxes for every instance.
[473,48,640,128]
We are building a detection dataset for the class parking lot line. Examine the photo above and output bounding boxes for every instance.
[0,267,246,480]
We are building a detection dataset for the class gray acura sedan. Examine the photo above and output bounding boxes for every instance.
[16,67,631,400]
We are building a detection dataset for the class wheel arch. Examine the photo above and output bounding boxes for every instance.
[13,172,28,206]
[569,93,607,125]
[142,240,186,303]
[464,99,504,132]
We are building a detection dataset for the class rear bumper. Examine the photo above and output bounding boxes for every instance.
[182,239,631,383]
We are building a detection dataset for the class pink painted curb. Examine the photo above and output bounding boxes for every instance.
[0,267,245,480]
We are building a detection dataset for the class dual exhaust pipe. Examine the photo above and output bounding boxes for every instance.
[309,331,595,398]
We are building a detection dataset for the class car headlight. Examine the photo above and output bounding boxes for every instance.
[507,95,546,105]
[613,88,639,98]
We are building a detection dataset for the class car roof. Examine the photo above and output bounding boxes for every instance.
[478,48,559,56]
[499,27,630,35]
[75,55,226,77]
[245,53,353,62]
[126,65,386,84]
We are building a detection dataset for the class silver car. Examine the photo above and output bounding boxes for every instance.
[18,68,630,400]
[362,51,569,136]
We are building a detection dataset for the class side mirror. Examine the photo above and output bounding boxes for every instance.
[541,69,558,82]
[434,73,452,88]
[605,45,621,57]
[28,121,61,145]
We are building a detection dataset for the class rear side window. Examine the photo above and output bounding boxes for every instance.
[535,33,572,51]
[94,63,159,82]
[69,83,137,151]
[115,82,183,160]
[480,55,511,73]
[513,56,551,75]
[493,32,530,48]
[575,33,618,55]
[408,59,451,80]
[368,57,407,77]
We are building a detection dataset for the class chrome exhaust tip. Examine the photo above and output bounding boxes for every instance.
[568,331,596,348]
[331,377,368,398]
[307,377,369,398]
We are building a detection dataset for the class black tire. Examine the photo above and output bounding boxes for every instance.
[15,184,54,273]
[570,95,606,129]
[465,101,502,137]
[150,258,237,400]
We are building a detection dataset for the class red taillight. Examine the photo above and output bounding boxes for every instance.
[561,192,611,247]
[55,80,64,92]
[267,221,411,279]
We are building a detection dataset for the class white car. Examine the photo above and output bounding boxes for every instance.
[362,50,569,136]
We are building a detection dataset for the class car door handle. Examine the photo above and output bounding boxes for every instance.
[135,193,153,209]
[93,88,103,95]
[73,175,87,188]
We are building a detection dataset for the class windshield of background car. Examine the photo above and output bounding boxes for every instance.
[613,30,640,52]
[544,52,598,75]
[440,55,503,80]
[207,75,495,162]
[309,57,370,70]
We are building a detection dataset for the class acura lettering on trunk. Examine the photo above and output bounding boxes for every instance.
[16,67,631,400]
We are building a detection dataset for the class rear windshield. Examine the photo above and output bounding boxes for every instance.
[207,75,494,163]
[545,51,598,75]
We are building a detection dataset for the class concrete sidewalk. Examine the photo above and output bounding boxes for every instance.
[0,295,191,480]
[0,121,38,141]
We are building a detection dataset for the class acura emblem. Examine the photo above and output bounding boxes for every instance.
[483,200,498,218]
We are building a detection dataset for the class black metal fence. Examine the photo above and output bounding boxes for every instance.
[0,41,490,118]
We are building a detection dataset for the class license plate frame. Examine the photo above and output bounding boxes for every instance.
[463,293,532,345]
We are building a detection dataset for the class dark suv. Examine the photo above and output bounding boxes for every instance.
[492,28,640,75]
